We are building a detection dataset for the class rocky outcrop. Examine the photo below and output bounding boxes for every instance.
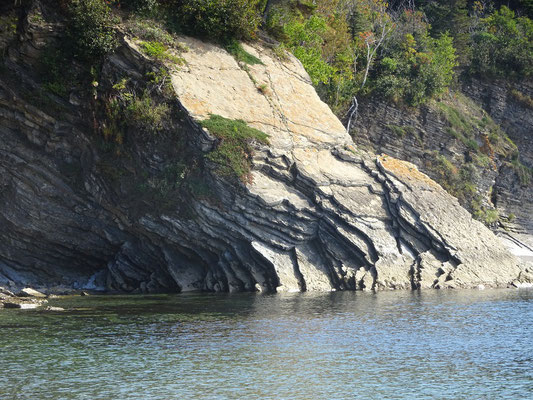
[0,3,529,293]
[0,286,47,309]
[350,82,533,262]
[462,78,533,257]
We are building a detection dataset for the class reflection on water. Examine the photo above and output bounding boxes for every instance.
[1,289,532,399]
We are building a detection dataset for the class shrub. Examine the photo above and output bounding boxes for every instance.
[126,91,171,132]
[67,0,118,60]
[126,17,177,46]
[200,114,268,182]
[139,40,183,64]
[510,89,533,109]
[510,159,533,186]
[386,124,407,138]
[172,0,263,41]
[266,1,353,98]
[474,208,500,225]
[122,0,160,16]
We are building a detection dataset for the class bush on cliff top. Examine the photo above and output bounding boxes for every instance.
[170,0,265,41]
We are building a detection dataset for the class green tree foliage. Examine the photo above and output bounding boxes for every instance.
[67,0,118,60]
[266,0,355,112]
[374,12,457,106]
[266,1,457,111]
[470,6,533,78]
[171,0,264,40]
[418,0,471,66]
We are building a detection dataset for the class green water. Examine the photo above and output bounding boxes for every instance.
[1,289,532,399]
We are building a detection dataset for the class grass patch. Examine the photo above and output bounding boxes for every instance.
[126,17,177,46]
[425,151,505,226]
[200,114,269,182]
[510,89,533,109]
[0,13,18,36]
[257,83,269,95]
[126,91,171,132]
[139,41,184,65]
[474,208,500,225]
[436,96,519,156]
[510,159,533,186]
[225,39,263,65]
[386,124,408,138]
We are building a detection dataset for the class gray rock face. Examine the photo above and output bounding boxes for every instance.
[349,80,533,260]
[0,3,528,293]
[462,78,533,256]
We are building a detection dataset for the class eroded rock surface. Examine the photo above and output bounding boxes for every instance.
[349,80,533,262]
[159,37,522,291]
[0,3,529,293]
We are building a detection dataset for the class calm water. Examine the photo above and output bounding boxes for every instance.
[1,290,532,399]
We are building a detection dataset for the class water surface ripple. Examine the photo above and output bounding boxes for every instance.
[1,289,532,399]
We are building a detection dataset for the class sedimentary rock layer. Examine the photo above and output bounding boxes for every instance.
[0,3,529,292]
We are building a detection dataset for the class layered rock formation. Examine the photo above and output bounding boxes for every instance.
[0,2,529,293]
[350,83,533,261]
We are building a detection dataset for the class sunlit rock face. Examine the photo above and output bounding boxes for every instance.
[0,2,528,292]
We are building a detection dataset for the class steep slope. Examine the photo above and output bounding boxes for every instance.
[350,81,533,261]
[0,3,529,292]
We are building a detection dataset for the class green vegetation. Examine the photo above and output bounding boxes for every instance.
[66,0,118,61]
[386,124,412,138]
[510,89,533,109]
[510,158,533,185]
[102,68,173,147]
[425,152,499,225]
[122,0,161,16]
[374,28,457,107]
[170,0,265,41]
[470,6,533,78]
[437,103,480,151]
[125,17,177,46]
[0,12,18,37]
[39,47,71,97]
[139,40,184,64]
[225,40,263,65]
[436,95,517,158]
[266,1,353,112]
[475,208,500,225]
[52,0,532,115]
[264,0,457,111]
[200,115,269,182]
[126,91,171,132]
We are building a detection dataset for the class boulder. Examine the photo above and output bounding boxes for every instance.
[17,288,47,298]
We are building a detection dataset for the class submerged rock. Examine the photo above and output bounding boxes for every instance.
[4,302,40,309]
[43,306,65,311]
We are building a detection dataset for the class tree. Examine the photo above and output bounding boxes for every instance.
[470,6,533,78]
[419,0,471,66]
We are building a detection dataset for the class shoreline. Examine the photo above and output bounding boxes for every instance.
[2,282,533,311]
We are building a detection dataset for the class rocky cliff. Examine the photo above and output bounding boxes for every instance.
[0,2,530,293]
[350,82,533,262]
